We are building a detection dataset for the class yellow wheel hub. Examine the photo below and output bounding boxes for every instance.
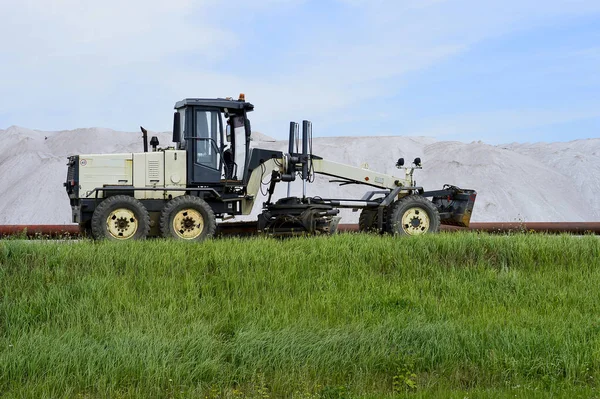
[173,209,204,239]
[106,208,138,239]
[401,207,430,235]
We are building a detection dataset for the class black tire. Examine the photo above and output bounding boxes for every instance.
[160,195,216,241]
[81,221,93,238]
[358,208,386,233]
[386,196,440,236]
[91,195,151,240]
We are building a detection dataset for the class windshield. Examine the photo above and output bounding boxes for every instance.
[195,110,221,169]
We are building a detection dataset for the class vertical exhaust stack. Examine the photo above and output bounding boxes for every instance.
[140,126,149,153]
[172,112,181,145]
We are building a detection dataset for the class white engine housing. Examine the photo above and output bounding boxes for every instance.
[77,150,187,199]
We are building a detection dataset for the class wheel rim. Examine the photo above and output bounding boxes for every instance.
[400,207,430,235]
[106,208,138,239]
[172,209,204,239]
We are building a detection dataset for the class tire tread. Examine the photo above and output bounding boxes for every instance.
[91,195,150,240]
[159,195,217,241]
[386,195,441,235]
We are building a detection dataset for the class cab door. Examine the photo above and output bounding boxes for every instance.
[188,108,223,185]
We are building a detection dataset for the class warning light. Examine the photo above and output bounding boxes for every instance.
[238,93,246,101]
[365,177,370,181]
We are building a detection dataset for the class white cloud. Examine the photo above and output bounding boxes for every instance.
[0,0,598,140]
[0,0,235,127]
[211,0,600,137]
[408,107,600,143]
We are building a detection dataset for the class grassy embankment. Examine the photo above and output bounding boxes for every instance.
[1,233,600,398]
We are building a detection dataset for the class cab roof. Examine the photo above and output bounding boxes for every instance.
[174,98,254,112]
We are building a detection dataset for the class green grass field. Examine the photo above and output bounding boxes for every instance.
[1,233,600,398]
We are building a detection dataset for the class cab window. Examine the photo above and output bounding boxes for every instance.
[195,110,220,169]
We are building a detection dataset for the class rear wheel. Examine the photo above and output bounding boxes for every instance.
[160,195,216,241]
[91,195,150,240]
[386,196,440,236]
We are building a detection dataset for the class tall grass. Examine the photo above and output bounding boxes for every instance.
[1,233,599,397]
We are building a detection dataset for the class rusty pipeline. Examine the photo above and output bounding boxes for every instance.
[442,222,600,234]
[337,222,600,234]
[0,225,81,238]
[1,222,599,239]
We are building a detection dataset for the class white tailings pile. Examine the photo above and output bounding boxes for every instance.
[0,126,598,224]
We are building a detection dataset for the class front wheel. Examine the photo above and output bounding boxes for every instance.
[386,196,440,236]
[160,195,217,241]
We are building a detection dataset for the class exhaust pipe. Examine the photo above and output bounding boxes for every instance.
[140,126,148,153]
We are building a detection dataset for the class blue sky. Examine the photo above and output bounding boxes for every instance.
[0,0,598,144]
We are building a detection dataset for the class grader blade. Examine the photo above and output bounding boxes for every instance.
[431,187,477,227]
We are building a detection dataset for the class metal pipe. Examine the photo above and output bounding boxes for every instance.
[0,225,81,238]
[141,126,148,153]
[287,122,298,198]
[443,222,600,234]
[288,121,297,154]
[1,222,599,239]
[301,120,310,198]
[336,222,600,234]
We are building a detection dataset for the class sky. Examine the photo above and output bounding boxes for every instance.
[0,0,598,144]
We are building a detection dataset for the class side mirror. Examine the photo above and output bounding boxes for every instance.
[172,112,181,143]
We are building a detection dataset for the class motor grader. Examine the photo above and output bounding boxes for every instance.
[65,94,476,240]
